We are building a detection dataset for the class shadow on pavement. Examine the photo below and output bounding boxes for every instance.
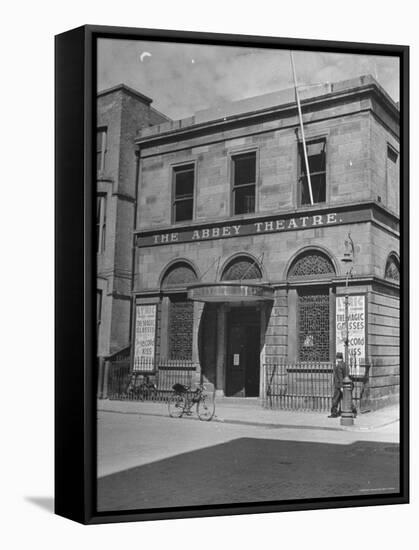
[97,438,399,512]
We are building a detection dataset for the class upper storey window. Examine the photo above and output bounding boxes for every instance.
[96,128,107,173]
[96,194,107,254]
[386,145,399,212]
[172,164,195,223]
[232,152,256,215]
[299,139,326,205]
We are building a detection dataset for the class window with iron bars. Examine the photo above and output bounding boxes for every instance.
[298,289,330,362]
[168,295,193,360]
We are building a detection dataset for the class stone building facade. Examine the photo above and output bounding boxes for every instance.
[130,75,400,409]
[96,84,169,365]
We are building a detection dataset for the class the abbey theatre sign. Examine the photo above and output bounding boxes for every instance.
[136,207,373,248]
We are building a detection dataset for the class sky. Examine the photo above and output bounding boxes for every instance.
[98,39,399,120]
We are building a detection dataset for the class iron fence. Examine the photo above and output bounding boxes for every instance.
[107,362,131,399]
[156,360,195,393]
[106,359,196,402]
[263,362,334,411]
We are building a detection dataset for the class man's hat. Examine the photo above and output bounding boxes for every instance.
[336,352,344,360]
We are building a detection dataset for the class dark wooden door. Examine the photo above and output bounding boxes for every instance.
[226,309,260,397]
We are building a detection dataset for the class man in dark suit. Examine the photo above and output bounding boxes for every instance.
[328,352,346,418]
[329,352,357,418]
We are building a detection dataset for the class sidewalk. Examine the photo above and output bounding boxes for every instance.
[97,397,399,433]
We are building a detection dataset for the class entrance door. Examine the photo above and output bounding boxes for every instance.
[226,309,260,397]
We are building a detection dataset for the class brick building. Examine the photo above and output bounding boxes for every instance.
[96,84,169,367]
[98,75,400,410]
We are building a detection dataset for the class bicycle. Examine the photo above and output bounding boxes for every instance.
[168,383,215,421]
[126,373,157,401]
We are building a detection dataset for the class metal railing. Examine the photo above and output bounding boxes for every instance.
[107,363,131,399]
[106,359,196,402]
[133,356,155,372]
[263,362,334,411]
[263,360,371,413]
[156,360,195,393]
[97,346,131,399]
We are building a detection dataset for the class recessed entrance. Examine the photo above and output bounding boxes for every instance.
[226,307,260,397]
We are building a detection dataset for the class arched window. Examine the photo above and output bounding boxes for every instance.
[161,262,197,361]
[385,254,400,282]
[287,250,336,362]
[288,250,335,280]
[221,256,262,281]
[161,262,197,288]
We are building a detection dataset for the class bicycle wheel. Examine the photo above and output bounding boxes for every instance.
[197,393,215,421]
[168,393,186,418]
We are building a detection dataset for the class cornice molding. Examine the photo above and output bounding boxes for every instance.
[135,83,399,149]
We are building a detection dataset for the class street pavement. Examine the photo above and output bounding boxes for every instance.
[98,397,399,432]
[97,398,399,512]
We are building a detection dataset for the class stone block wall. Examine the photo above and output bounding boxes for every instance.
[134,220,375,293]
[199,304,217,386]
[96,86,169,357]
[327,114,372,204]
[118,92,166,197]
[370,116,400,216]
[371,224,400,280]
[97,91,123,182]
[367,287,400,408]
[136,77,400,234]
[109,297,131,355]
[264,290,288,362]
[137,109,375,230]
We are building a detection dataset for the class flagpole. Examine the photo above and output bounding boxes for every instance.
[290,51,314,205]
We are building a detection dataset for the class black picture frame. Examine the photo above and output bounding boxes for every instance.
[55,24,409,525]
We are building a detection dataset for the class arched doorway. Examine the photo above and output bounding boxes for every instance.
[221,256,264,397]
[287,250,336,362]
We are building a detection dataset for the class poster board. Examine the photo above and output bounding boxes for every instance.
[336,295,366,371]
[133,304,157,371]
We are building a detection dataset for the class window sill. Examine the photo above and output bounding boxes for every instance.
[298,201,327,209]
[97,172,113,183]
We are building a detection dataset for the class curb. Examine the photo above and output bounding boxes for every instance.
[98,407,398,433]
[341,418,399,432]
